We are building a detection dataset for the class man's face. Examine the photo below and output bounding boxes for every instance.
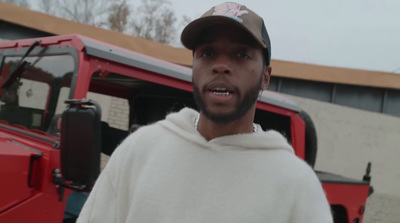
[192,25,270,123]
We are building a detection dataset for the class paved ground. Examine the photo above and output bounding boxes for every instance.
[363,193,400,223]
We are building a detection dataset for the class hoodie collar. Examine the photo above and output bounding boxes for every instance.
[160,108,294,153]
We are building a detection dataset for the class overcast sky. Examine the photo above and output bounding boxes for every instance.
[29,0,400,73]
[169,0,400,74]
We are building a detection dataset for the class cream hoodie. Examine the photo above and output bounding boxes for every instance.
[77,108,333,223]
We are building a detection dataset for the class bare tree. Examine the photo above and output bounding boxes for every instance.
[153,8,176,43]
[33,0,188,46]
[108,0,131,33]
[0,0,29,8]
[131,0,178,44]
[56,0,109,27]
[38,0,55,15]
[180,15,192,28]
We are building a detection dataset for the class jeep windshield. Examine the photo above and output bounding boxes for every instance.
[0,55,74,136]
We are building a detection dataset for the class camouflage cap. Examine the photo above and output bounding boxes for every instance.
[181,2,271,65]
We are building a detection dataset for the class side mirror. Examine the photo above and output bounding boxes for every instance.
[59,99,101,191]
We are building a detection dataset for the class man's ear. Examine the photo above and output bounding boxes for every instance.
[262,66,272,90]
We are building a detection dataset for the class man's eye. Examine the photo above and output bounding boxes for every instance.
[236,52,250,59]
[200,51,213,57]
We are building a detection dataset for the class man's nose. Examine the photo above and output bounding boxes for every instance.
[212,55,231,75]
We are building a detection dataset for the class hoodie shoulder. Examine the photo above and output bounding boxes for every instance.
[160,108,199,133]
[164,108,198,128]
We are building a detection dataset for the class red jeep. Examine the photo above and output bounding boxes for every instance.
[0,35,372,222]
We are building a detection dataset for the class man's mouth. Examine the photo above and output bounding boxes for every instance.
[211,88,233,96]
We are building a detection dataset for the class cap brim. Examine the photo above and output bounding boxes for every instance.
[181,16,265,50]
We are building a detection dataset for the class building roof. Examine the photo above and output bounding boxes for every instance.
[1,1,399,90]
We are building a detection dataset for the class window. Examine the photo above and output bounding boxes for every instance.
[0,55,74,131]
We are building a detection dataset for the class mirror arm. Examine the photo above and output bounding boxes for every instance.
[52,168,87,201]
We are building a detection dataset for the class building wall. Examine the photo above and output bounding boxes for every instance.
[0,21,52,40]
[286,94,400,223]
[363,193,400,223]
[270,77,400,118]
[107,97,129,131]
[286,94,400,196]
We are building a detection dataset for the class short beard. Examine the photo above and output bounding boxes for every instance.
[193,74,263,124]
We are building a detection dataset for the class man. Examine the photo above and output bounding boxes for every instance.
[77,2,333,223]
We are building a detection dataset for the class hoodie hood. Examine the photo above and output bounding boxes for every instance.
[160,108,294,153]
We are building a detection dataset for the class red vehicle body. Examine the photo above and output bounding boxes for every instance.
[0,35,372,223]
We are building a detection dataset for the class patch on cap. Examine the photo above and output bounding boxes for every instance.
[212,3,249,22]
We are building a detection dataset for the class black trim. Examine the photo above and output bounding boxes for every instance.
[81,38,192,82]
[317,171,370,185]
[10,139,43,155]
[0,54,4,76]
[298,110,317,167]
[80,38,301,113]
[0,124,58,145]
[9,139,43,188]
